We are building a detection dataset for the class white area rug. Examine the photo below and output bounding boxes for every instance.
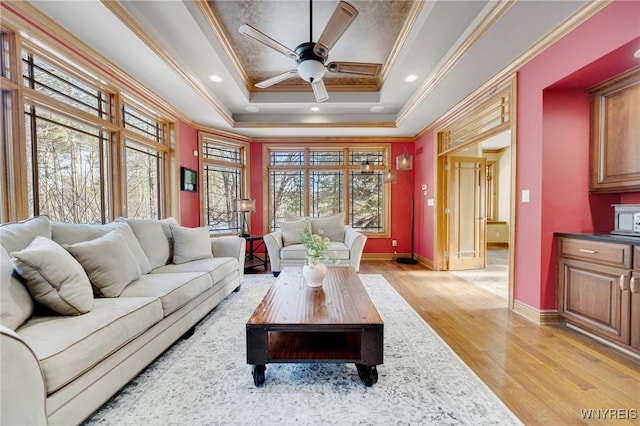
[84,274,521,425]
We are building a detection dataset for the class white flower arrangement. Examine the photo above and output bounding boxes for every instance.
[300,228,334,266]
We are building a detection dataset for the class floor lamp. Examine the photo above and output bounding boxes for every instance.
[234,198,256,237]
[394,151,418,264]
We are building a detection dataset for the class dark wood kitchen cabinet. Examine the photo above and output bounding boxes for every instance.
[589,67,640,193]
[557,235,639,356]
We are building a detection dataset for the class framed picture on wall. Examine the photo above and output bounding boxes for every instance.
[180,167,197,192]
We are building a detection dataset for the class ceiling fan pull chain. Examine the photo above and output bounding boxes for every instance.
[309,0,313,43]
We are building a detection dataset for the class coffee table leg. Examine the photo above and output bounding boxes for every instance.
[252,364,266,386]
[355,364,378,387]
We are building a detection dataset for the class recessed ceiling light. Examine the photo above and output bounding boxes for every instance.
[634,49,640,58]
[370,106,384,113]
[245,106,259,113]
[404,74,418,83]
[208,75,223,83]
[310,106,320,112]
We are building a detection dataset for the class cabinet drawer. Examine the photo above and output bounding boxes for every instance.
[559,238,632,268]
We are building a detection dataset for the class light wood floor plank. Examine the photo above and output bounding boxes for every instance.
[357,260,640,425]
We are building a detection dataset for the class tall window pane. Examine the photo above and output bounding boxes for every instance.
[201,136,247,234]
[204,164,241,233]
[310,170,342,217]
[25,106,106,223]
[270,170,304,228]
[126,141,160,219]
[350,171,384,232]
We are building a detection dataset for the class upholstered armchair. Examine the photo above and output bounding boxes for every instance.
[263,213,367,276]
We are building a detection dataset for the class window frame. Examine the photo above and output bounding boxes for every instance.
[0,28,174,223]
[263,143,391,237]
[199,133,250,235]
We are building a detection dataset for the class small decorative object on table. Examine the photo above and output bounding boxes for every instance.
[300,228,331,287]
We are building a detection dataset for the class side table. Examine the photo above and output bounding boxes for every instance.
[241,235,269,272]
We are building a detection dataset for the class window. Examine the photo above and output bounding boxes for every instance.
[266,145,390,235]
[122,105,165,220]
[17,46,170,223]
[201,135,248,234]
[24,105,108,223]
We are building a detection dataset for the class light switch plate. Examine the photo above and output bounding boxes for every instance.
[521,189,530,203]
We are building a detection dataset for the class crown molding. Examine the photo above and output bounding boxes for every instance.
[414,0,612,139]
[397,1,515,127]
[101,1,234,127]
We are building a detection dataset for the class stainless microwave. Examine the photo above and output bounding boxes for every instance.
[611,204,640,237]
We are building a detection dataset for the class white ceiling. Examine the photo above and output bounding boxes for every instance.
[29,0,589,139]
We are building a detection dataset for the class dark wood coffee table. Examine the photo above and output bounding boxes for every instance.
[246,266,383,387]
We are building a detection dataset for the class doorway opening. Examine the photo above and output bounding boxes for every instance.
[435,77,516,308]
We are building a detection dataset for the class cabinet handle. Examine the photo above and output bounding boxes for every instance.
[631,277,638,293]
[579,248,597,254]
[620,275,628,291]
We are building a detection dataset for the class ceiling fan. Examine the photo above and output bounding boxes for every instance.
[238,0,382,103]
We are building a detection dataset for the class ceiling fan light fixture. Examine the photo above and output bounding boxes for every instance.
[297,59,326,83]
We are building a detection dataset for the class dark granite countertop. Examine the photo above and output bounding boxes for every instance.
[554,232,640,245]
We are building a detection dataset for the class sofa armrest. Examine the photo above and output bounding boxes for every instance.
[1,325,47,425]
[344,226,367,272]
[210,236,246,281]
[263,231,283,274]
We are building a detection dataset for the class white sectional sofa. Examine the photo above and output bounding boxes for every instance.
[0,216,245,425]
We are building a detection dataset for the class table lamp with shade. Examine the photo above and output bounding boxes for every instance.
[234,198,256,237]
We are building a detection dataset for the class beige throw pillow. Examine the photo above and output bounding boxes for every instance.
[65,230,141,297]
[310,212,345,242]
[171,226,213,264]
[1,246,34,329]
[279,219,311,246]
[117,218,176,269]
[10,237,93,315]
[109,223,152,274]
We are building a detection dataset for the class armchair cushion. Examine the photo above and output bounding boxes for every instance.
[284,212,345,242]
[279,219,311,246]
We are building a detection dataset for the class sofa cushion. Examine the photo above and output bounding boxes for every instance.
[17,297,162,394]
[1,246,34,330]
[280,242,350,260]
[120,272,212,316]
[52,222,152,275]
[309,213,345,242]
[10,237,93,316]
[118,217,177,270]
[65,231,141,297]
[171,226,213,264]
[152,257,239,284]
[279,219,311,246]
[0,216,51,253]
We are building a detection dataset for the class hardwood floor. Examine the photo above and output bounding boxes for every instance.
[358,260,640,425]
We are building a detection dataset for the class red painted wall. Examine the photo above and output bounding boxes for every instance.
[178,120,200,227]
[414,129,436,262]
[516,0,640,310]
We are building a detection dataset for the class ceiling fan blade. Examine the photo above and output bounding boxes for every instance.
[313,1,358,59]
[326,61,382,76]
[238,24,299,61]
[255,70,298,88]
[311,79,329,103]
